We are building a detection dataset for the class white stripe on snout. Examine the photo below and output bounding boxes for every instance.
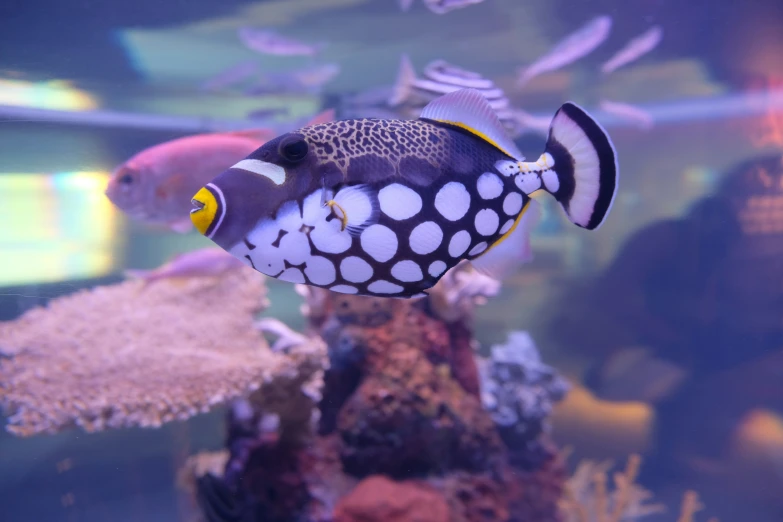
[206,183,226,239]
[232,159,286,185]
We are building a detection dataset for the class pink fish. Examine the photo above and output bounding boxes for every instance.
[599,99,654,130]
[517,15,612,87]
[105,110,335,233]
[124,247,247,283]
[601,25,663,75]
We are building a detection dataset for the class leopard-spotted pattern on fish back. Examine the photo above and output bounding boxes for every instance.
[297,118,450,174]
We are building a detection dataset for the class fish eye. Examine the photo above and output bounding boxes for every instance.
[279,136,308,162]
[119,173,134,185]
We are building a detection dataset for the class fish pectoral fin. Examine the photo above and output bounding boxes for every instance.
[331,184,380,237]
[470,199,541,280]
[419,88,525,160]
[326,200,348,231]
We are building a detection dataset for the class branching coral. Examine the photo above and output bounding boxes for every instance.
[0,267,326,436]
[560,454,719,522]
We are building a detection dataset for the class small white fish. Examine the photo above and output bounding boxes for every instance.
[237,28,326,57]
[245,63,340,96]
[422,0,486,14]
[124,248,246,283]
[511,109,553,137]
[599,99,654,130]
[200,61,259,92]
[517,15,613,87]
[601,25,663,74]
[398,0,415,12]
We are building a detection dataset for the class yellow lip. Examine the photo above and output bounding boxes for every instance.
[190,187,217,236]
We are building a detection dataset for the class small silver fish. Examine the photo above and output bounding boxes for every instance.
[398,0,415,12]
[245,63,341,96]
[601,25,663,75]
[237,28,326,57]
[124,247,247,283]
[599,99,654,130]
[422,0,486,14]
[200,61,260,92]
[517,15,613,86]
[189,89,619,298]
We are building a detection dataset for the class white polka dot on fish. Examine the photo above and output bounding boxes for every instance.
[368,280,404,294]
[477,172,503,200]
[499,219,515,235]
[279,268,305,284]
[448,230,471,257]
[542,170,560,193]
[378,183,422,220]
[435,182,471,221]
[469,242,488,256]
[330,284,358,294]
[515,173,542,193]
[409,221,443,255]
[503,192,523,216]
[304,256,336,285]
[360,224,398,263]
[428,260,447,277]
[391,260,423,282]
[474,209,499,236]
[340,256,374,283]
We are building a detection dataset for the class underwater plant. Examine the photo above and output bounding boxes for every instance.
[560,454,718,522]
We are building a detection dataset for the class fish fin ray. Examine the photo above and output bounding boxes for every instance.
[333,183,380,237]
[419,88,525,160]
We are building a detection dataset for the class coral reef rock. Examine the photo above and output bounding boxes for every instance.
[191,280,570,522]
[0,267,326,436]
[477,331,571,470]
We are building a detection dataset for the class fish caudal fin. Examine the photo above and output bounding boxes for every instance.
[542,102,618,230]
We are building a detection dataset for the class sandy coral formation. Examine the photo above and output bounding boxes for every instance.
[0,267,326,436]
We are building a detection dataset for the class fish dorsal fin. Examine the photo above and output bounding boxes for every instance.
[420,88,525,160]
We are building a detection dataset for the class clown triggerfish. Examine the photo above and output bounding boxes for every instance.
[190,89,618,298]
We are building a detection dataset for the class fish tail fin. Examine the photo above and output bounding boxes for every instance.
[388,54,417,107]
[541,101,618,230]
